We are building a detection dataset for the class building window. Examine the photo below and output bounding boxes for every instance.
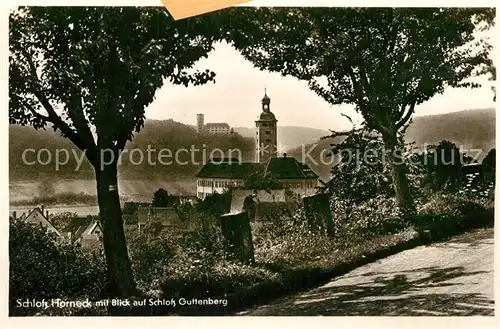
[265,131,270,135]
[265,139,271,143]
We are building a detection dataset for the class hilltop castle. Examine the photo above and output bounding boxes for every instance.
[196,113,231,134]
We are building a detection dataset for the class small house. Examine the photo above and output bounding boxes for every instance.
[73,220,103,248]
[22,206,62,237]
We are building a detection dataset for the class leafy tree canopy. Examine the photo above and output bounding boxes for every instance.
[225,7,494,136]
[223,7,494,215]
[322,130,394,204]
[243,170,283,191]
[152,188,171,207]
[9,6,222,164]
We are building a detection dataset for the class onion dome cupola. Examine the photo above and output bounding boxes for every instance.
[258,88,276,121]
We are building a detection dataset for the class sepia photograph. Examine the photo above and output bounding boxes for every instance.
[6,5,496,318]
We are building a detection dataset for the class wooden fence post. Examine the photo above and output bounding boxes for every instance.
[220,211,255,264]
[303,193,334,236]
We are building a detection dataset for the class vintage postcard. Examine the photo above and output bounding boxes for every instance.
[2,1,497,327]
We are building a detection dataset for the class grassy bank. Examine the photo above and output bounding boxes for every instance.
[154,209,494,316]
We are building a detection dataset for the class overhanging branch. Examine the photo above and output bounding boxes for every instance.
[12,54,95,155]
[396,100,416,130]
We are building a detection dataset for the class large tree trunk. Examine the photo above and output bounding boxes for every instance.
[383,133,416,217]
[95,162,137,297]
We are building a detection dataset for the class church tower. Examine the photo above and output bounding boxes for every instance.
[255,89,278,163]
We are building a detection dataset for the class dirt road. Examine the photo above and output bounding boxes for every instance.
[244,228,495,316]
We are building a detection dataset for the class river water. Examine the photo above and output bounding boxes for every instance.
[10,205,101,217]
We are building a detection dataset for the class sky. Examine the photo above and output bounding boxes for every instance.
[145,41,496,132]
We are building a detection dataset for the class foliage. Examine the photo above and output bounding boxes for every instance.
[157,254,280,301]
[481,148,496,185]
[9,219,107,316]
[417,193,487,218]
[123,202,142,216]
[414,140,471,192]
[9,6,227,296]
[49,211,80,232]
[322,129,394,204]
[9,7,220,151]
[225,7,494,132]
[176,201,195,222]
[224,7,495,215]
[152,188,171,207]
[255,210,334,268]
[195,191,232,217]
[410,194,492,240]
[127,226,177,292]
[331,196,409,242]
[243,170,283,190]
[182,213,225,253]
[126,211,278,301]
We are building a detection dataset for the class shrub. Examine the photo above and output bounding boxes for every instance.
[152,188,171,207]
[252,205,333,268]
[323,131,394,204]
[196,192,232,217]
[182,213,225,253]
[417,193,487,218]
[157,250,280,300]
[128,229,177,292]
[50,211,80,231]
[9,219,106,316]
[331,196,408,242]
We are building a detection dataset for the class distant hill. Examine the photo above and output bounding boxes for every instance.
[287,108,496,181]
[9,119,255,181]
[405,108,495,152]
[9,109,495,182]
[234,126,330,150]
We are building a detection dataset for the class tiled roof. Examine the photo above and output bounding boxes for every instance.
[24,207,62,236]
[73,225,85,240]
[264,156,319,179]
[82,221,102,236]
[209,157,241,164]
[205,123,230,128]
[195,156,319,180]
[257,111,277,121]
[196,162,263,179]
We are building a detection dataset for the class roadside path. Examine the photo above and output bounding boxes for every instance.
[243,228,495,316]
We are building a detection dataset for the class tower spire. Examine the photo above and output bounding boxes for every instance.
[256,87,277,163]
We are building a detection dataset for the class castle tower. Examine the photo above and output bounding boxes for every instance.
[196,113,205,134]
[255,89,278,163]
